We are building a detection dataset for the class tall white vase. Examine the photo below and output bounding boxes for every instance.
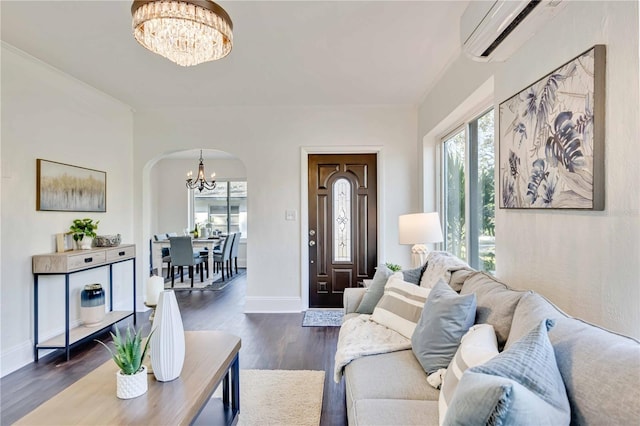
[151,290,185,382]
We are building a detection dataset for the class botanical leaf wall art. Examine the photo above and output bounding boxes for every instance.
[499,45,605,210]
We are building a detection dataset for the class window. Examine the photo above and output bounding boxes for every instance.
[442,109,495,272]
[193,181,247,238]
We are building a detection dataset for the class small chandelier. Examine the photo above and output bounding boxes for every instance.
[186,150,216,192]
[131,0,233,67]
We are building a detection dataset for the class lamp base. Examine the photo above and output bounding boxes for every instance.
[410,244,429,268]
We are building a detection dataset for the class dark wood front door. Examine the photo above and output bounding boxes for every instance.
[308,154,377,308]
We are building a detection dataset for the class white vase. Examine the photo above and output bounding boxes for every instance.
[116,365,148,399]
[151,290,185,382]
[77,236,93,250]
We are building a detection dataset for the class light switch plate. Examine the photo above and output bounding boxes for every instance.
[285,210,297,221]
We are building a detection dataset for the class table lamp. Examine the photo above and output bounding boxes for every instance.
[399,212,444,268]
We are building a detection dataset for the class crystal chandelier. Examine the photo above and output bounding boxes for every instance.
[131,0,233,67]
[186,150,216,192]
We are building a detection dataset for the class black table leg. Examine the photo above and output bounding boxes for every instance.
[231,353,240,415]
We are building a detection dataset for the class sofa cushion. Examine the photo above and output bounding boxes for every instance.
[449,268,476,293]
[402,263,428,285]
[355,264,393,314]
[412,280,477,374]
[444,320,570,426]
[344,288,367,315]
[507,293,640,425]
[344,349,440,403]
[460,272,528,349]
[439,324,498,425]
[371,274,430,339]
[353,399,439,426]
[420,251,472,289]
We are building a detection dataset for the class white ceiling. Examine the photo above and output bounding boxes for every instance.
[1,1,469,110]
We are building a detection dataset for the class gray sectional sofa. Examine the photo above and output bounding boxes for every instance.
[341,269,640,425]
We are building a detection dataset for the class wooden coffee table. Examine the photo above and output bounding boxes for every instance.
[16,331,241,425]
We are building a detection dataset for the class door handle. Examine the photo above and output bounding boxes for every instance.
[309,240,316,247]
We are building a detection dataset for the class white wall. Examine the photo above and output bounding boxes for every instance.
[0,44,135,375]
[419,1,640,338]
[134,106,418,312]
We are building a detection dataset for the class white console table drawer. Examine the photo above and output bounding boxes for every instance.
[106,245,135,262]
[67,251,106,270]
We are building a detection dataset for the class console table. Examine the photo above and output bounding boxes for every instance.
[15,331,241,426]
[32,244,137,361]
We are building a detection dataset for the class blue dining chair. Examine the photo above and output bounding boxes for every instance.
[214,233,235,281]
[169,236,205,287]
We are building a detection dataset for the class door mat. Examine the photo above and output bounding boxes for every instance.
[302,309,343,327]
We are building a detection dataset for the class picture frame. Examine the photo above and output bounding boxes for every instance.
[36,159,106,212]
[56,233,74,253]
[498,45,605,210]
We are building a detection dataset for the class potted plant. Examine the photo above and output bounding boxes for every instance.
[69,218,99,249]
[385,262,402,272]
[95,325,152,399]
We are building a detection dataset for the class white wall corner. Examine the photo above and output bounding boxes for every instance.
[244,296,303,313]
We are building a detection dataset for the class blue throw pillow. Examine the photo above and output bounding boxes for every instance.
[355,265,392,314]
[411,279,477,374]
[401,262,428,284]
[443,319,570,426]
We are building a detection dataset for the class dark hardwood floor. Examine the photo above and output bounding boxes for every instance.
[0,271,346,425]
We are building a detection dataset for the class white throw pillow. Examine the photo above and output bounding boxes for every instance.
[370,272,430,339]
[438,324,499,426]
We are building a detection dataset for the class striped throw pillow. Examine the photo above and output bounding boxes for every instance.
[438,324,498,426]
[370,273,431,339]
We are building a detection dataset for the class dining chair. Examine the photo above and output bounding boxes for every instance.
[154,233,172,279]
[230,232,240,274]
[168,236,205,287]
[213,233,235,281]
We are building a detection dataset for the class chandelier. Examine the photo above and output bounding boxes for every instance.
[131,0,233,67]
[186,150,216,192]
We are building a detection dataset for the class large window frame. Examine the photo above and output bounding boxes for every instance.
[440,107,495,273]
[189,180,247,239]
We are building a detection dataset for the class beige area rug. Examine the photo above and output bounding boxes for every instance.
[215,369,325,426]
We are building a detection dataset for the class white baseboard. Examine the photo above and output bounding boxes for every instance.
[244,296,302,313]
[1,319,87,377]
[1,340,34,377]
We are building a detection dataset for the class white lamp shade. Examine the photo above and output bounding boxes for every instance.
[398,212,444,245]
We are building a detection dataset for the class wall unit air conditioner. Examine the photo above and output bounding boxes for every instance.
[461,0,567,62]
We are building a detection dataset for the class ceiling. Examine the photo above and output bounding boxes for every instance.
[1,1,469,110]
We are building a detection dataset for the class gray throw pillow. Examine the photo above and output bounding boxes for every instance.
[443,319,570,426]
[411,279,476,374]
[355,265,392,314]
[401,263,427,285]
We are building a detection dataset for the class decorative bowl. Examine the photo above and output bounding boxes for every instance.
[95,234,122,247]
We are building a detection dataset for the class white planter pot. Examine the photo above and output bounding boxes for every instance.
[77,236,93,250]
[151,290,185,382]
[116,365,148,399]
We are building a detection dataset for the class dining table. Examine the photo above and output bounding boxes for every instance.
[152,237,224,278]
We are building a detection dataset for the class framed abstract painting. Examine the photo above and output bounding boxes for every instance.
[499,45,605,210]
[37,159,106,212]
